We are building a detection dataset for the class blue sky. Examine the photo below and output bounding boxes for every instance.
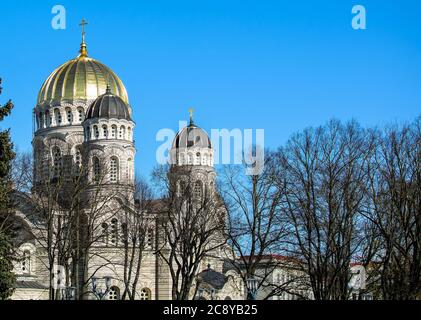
[1,0,420,177]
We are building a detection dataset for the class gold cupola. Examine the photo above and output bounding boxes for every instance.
[36,20,128,106]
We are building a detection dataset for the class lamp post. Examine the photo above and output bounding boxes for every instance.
[246,277,259,300]
[61,286,76,300]
[90,276,112,300]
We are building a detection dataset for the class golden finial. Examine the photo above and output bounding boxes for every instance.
[188,107,195,126]
[79,18,88,57]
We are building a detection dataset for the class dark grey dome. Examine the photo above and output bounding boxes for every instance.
[172,123,212,149]
[85,87,132,121]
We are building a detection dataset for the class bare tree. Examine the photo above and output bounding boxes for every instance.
[362,119,421,299]
[153,165,227,300]
[276,120,371,300]
[12,146,123,300]
[120,176,154,300]
[219,149,292,299]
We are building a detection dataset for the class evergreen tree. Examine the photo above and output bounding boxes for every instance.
[0,77,16,300]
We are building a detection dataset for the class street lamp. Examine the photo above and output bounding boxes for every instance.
[90,276,112,300]
[61,286,76,300]
[246,277,259,300]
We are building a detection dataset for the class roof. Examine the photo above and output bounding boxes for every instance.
[197,267,229,290]
[85,87,132,121]
[172,124,212,149]
[14,281,48,290]
[37,56,128,106]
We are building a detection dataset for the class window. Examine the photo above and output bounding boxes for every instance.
[178,181,186,196]
[37,113,41,129]
[127,127,132,140]
[140,288,151,300]
[101,222,109,244]
[147,228,154,249]
[179,154,185,165]
[74,148,82,174]
[195,152,201,165]
[48,111,52,127]
[126,158,133,181]
[21,250,31,274]
[107,286,120,300]
[188,153,193,165]
[86,126,91,141]
[77,108,84,122]
[54,109,62,125]
[111,125,117,139]
[52,147,62,178]
[194,181,203,199]
[110,157,119,183]
[93,157,101,182]
[119,126,126,139]
[110,218,119,245]
[39,113,45,129]
[93,125,99,139]
[66,108,73,124]
[102,125,108,139]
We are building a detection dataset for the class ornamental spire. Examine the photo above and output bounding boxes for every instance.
[79,18,88,57]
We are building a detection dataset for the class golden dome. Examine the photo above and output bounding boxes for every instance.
[37,33,128,105]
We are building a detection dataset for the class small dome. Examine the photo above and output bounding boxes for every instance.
[85,87,132,121]
[172,123,212,149]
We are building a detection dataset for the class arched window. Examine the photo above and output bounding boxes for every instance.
[86,126,91,141]
[178,180,187,196]
[66,108,73,124]
[127,127,132,141]
[40,114,44,129]
[140,288,151,300]
[126,158,133,182]
[77,108,85,123]
[93,125,99,139]
[119,126,126,139]
[110,157,119,183]
[101,222,109,244]
[179,154,185,165]
[110,218,119,245]
[102,125,108,139]
[195,152,201,165]
[93,157,101,182]
[54,109,62,126]
[107,286,120,300]
[194,181,203,199]
[188,153,193,165]
[74,147,82,174]
[111,125,117,139]
[147,228,154,249]
[21,250,31,274]
[45,111,50,127]
[52,147,62,178]
[36,113,40,129]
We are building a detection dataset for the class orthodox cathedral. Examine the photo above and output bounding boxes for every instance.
[10,25,244,300]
